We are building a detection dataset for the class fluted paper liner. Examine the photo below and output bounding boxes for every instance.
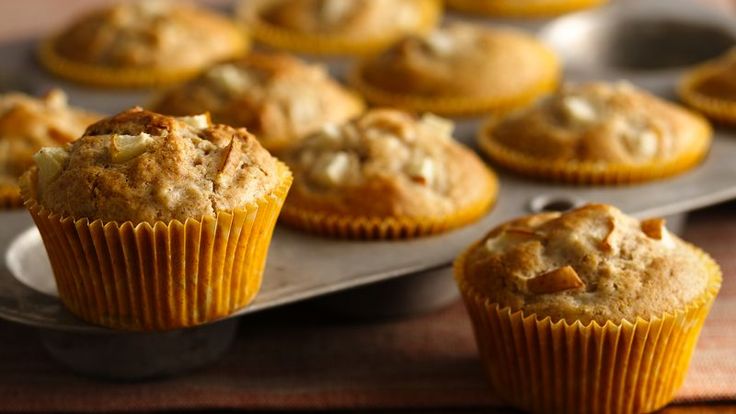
[679,63,736,125]
[37,29,250,88]
[280,167,498,239]
[22,163,292,331]
[0,184,22,209]
[477,114,713,185]
[446,0,606,17]
[349,49,559,117]
[243,0,441,56]
[455,241,722,414]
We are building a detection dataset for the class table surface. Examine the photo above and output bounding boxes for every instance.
[1,1,735,413]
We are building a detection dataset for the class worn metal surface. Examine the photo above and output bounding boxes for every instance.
[1,0,736,333]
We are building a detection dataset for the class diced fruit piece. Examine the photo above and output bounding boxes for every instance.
[33,147,69,190]
[311,151,353,187]
[419,113,454,139]
[641,218,666,240]
[406,155,435,186]
[110,133,155,163]
[527,265,585,294]
[178,114,211,129]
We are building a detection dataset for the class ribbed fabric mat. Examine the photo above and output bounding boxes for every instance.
[0,203,734,412]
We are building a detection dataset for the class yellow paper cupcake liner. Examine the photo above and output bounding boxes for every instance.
[0,184,23,209]
[22,163,292,331]
[348,48,560,117]
[477,113,713,185]
[280,167,498,239]
[446,0,607,18]
[242,0,441,56]
[679,63,736,125]
[455,241,721,414]
[37,28,250,88]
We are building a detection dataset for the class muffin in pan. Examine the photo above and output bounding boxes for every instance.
[679,49,736,125]
[455,203,721,413]
[0,89,99,208]
[446,0,606,18]
[478,81,712,184]
[349,23,560,116]
[21,108,292,331]
[280,109,498,239]
[238,0,441,56]
[152,53,364,153]
[38,0,248,88]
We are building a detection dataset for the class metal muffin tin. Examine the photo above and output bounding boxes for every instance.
[0,0,735,378]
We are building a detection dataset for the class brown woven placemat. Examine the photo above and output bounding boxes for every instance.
[0,203,734,412]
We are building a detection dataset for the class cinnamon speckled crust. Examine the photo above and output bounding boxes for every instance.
[462,204,711,324]
[152,53,363,151]
[50,1,244,71]
[247,0,428,39]
[0,90,99,184]
[30,108,279,224]
[488,82,707,164]
[357,23,559,100]
[282,109,495,218]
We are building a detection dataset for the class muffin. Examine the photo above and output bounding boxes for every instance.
[0,89,99,208]
[20,108,292,331]
[679,49,736,124]
[478,81,712,184]
[152,53,364,153]
[38,0,248,88]
[349,23,560,116]
[280,109,497,239]
[446,0,606,18]
[455,204,721,413]
[238,0,441,56]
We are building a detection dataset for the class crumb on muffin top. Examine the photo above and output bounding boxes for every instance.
[152,53,363,150]
[27,107,279,224]
[282,108,494,217]
[488,82,708,164]
[461,204,713,325]
[51,0,244,69]
[0,89,99,183]
[358,22,558,98]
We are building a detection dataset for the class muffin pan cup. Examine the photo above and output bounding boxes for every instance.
[37,30,250,88]
[348,49,560,117]
[240,0,442,57]
[476,111,714,185]
[40,318,238,381]
[679,56,736,125]
[455,241,722,414]
[280,166,498,240]
[20,164,292,331]
[446,0,606,18]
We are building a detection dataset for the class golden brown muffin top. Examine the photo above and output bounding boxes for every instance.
[26,108,279,224]
[690,51,736,101]
[51,0,244,69]
[489,82,707,164]
[152,53,363,150]
[358,23,558,98]
[0,90,99,184]
[461,204,712,325]
[247,0,428,38]
[282,109,494,217]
